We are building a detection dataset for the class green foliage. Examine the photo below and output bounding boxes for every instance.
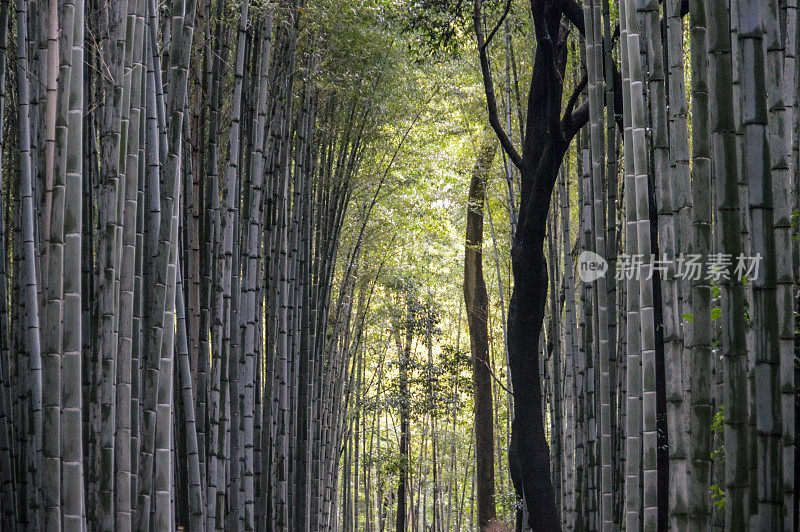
[711,406,724,434]
[395,0,473,60]
[326,6,521,521]
[710,406,724,465]
[710,485,726,509]
[392,0,525,62]
[381,450,408,477]
[440,344,473,394]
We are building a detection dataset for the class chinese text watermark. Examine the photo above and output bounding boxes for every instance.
[578,252,762,283]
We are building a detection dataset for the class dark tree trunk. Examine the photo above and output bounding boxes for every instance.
[472,0,601,528]
[507,147,568,532]
[395,308,413,532]
[464,133,498,530]
[650,174,669,531]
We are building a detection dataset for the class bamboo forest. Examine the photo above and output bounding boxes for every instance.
[2,0,800,529]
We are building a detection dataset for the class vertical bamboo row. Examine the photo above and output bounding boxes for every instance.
[706,0,750,526]
[15,0,44,524]
[620,0,642,528]
[0,0,14,526]
[582,1,612,527]
[623,2,659,527]
[115,0,146,527]
[176,264,204,530]
[665,0,691,527]
[580,127,598,530]
[559,165,577,532]
[62,0,85,526]
[242,15,273,531]
[96,0,129,519]
[688,1,714,529]
[764,0,797,524]
[41,0,63,524]
[738,0,783,527]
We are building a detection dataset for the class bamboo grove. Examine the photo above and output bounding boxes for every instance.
[0,0,416,528]
[0,0,799,530]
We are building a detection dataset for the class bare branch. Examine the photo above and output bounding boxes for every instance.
[474,0,523,167]
[564,99,589,140]
[562,71,588,137]
[481,358,514,397]
[563,0,624,135]
[480,0,513,52]
[561,0,585,35]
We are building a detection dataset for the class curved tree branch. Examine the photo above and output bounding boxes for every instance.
[561,0,585,34]
[564,99,589,139]
[562,72,588,138]
[480,0,513,52]
[563,0,624,134]
[474,0,523,168]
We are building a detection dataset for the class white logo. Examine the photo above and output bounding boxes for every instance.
[579,250,608,283]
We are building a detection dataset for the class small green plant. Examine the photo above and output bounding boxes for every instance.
[710,485,726,509]
[710,406,725,465]
[710,446,724,462]
[711,406,724,433]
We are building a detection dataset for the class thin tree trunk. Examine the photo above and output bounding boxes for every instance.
[395,305,413,532]
[464,131,498,530]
